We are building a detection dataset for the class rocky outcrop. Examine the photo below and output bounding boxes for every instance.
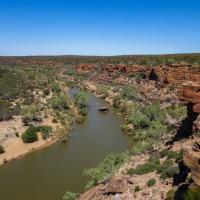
[79,185,103,200]
[76,64,96,74]
[183,138,200,187]
[104,178,128,194]
[148,64,200,85]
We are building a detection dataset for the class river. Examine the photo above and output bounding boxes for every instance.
[0,89,132,200]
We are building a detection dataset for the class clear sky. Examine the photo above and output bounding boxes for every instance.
[0,0,200,56]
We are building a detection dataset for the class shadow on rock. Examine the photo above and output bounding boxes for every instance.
[173,161,190,186]
[174,184,189,200]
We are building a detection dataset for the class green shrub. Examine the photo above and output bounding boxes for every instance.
[147,178,156,187]
[63,191,79,200]
[166,189,175,200]
[97,85,109,98]
[74,91,88,108]
[51,82,61,93]
[121,86,138,100]
[159,149,170,158]
[146,120,167,140]
[184,188,200,200]
[84,179,96,191]
[159,149,183,161]
[22,105,41,125]
[120,124,130,133]
[149,151,160,162]
[144,102,164,122]
[84,153,129,186]
[50,94,70,110]
[127,161,158,175]
[160,166,179,180]
[113,95,121,108]
[22,126,38,143]
[128,111,150,129]
[167,151,179,159]
[37,125,52,140]
[79,107,88,116]
[156,159,174,174]
[131,141,152,155]
[165,105,187,120]
[0,145,5,154]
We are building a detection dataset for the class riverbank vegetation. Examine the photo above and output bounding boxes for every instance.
[0,62,80,163]
[83,152,129,190]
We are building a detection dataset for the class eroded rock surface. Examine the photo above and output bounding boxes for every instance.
[183,138,200,187]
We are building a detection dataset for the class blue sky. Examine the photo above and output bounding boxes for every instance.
[0,0,200,56]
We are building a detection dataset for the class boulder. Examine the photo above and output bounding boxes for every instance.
[105,178,128,194]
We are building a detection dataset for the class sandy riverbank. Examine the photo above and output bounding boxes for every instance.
[0,116,62,167]
[0,136,57,166]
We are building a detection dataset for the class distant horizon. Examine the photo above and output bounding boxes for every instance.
[1,52,200,57]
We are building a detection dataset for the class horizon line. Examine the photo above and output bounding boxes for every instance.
[0,52,200,57]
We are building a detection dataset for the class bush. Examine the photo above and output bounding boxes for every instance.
[167,151,179,159]
[121,86,138,100]
[128,111,150,129]
[159,149,183,161]
[184,188,200,200]
[149,151,160,162]
[22,105,41,125]
[63,191,79,200]
[160,166,179,180]
[84,179,96,191]
[84,153,129,186]
[97,85,109,98]
[159,149,170,158]
[79,107,88,116]
[74,91,88,108]
[50,94,70,110]
[22,126,38,143]
[51,82,61,93]
[156,159,174,174]
[113,95,121,108]
[147,178,156,187]
[127,161,158,175]
[165,105,187,120]
[144,102,164,122]
[166,189,175,200]
[146,120,167,140]
[37,125,52,140]
[0,145,5,154]
[131,141,152,155]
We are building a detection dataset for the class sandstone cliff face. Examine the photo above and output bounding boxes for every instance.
[148,65,200,84]
[183,138,200,187]
[176,69,200,188]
